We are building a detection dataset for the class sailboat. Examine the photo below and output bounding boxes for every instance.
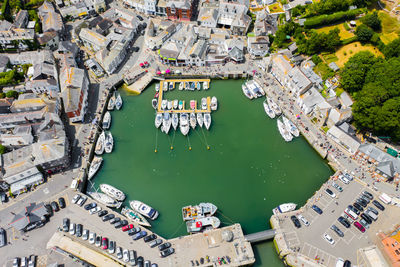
[283,116,300,137]
[173,100,178,110]
[277,118,293,142]
[115,92,123,110]
[155,83,160,92]
[211,97,218,111]
[267,97,281,116]
[179,82,183,91]
[95,131,105,155]
[190,100,196,110]
[172,113,179,130]
[190,113,197,129]
[121,207,151,227]
[88,156,103,180]
[102,111,111,130]
[180,113,190,135]
[151,99,158,109]
[155,113,162,128]
[87,191,120,208]
[204,113,211,130]
[201,98,207,110]
[203,81,209,90]
[104,131,114,153]
[242,84,253,99]
[163,82,168,91]
[100,184,126,201]
[167,101,172,110]
[162,113,171,134]
[263,100,275,119]
[178,100,183,110]
[197,82,201,90]
[197,113,204,127]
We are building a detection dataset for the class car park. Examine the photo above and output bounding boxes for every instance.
[290,215,301,228]
[82,229,89,240]
[297,214,310,226]
[77,195,87,206]
[122,224,134,232]
[133,230,147,240]
[160,247,175,257]
[116,247,123,259]
[363,191,373,200]
[69,223,76,235]
[62,218,70,232]
[89,232,96,244]
[0,228,6,247]
[102,237,108,250]
[150,239,162,248]
[332,181,343,192]
[339,175,350,184]
[98,210,108,217]
[325,188,336,198]
[323,233,335,245]
[354,221,365,233]
[110,217,121,224]
[312,205,323,214]
[367,206,379,215]
[72,194,80,204]
[158,242,171,251]
[353,202,363,212]
[76,224,83,237]
[330,224,344,237]
[28,255,36,267]
[102,214,115,222]
[360,213,372,224]
[144,234,157,243]
[95,236,102,247]
[58,197,66,209]
[90,206,101,214]
[108,241,115,254]
[372,200,385,211]
[51,201,59,212]
[129,250,137,265]
[123,249,130,262]
[84,203,97,210]
[338,216,351,228]
[359,219,370,229]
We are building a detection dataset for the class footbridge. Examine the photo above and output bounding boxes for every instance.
[245,229,276,243]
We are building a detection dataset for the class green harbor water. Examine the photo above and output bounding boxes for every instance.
[92,79,333,266]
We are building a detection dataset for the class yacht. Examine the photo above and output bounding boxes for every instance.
[242,84,253,100]
[190,100,196,110]
[203,81,209,90]
[277,118,293,142]
[186,217,221,233]
[161,99,167,110]
[167,101,172,110]
[172,113,179,130]
[169,82,174,90]
[121,207,151,227]
[95,131,105,155]
[267,97,282,116]
[178,100,183,110]
[173,100,178,110]
[155,83,160,92]
[272,203,297,215]
[104,131,114,153]
[115,92,123,110]
[190,113,197,129]
[283,116,300,137]
[88,156,103,180]
[152,99,158,109]
[102,111,111,130]
[182,203,217,221]
[211,97,218,111]
[155,113,162,128]
[130,200,159,220]
[179,82,184,91]
[87,191,120,208]
[197,113,204,127]
[162,113,172,134]
[204,113,211,130]
[107,92,116,110]
[263,100,275,119]
[100,184,126,201]
[180,113,190,135]
[184,82,189,90]
[163,82,168,91]
[201,98,207,110]
[197,82,201,90]
[190,82,195,91]
[253,81,265,96]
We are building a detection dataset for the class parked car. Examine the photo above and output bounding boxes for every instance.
[12,258,20,267]
[363,191,373,200]
[297,215,310,226]
[144,234,157,243]
[150,239,162,248]
[353,202,364,212]
[69,223,76,235]
[28,255,36,267]
[359,219,370,229]
[58,197,66,209]
[116,247,123,259]
[84,202,97,210]
[360,195,370,204]
[51,201,59,212]
[344,260,352,267]
[158,242,171,251]
[348,205,360,215]
[325,188,336,198]
[110,217,121,224]
[290,215,301,228]
[365,210,378,221]
[331,181,343,192]
[343,173,353,181]
[44,204,53,215]
[129,250,137,265]
[95,236,102,247]
[338,216,351,228]
[108,240,115,254]
[72,194,81,204]
[361,213,372,224]
[133,230,147,240]
[312,205,323,214]
[21,257,28,267]
[90,206,101,215]
[62,218,70,232]
[357,198,368,207]
[144,261,151,267]
[338,175,350,184]
[160,247,175,257]
[323,233,335,245]
[76,224,83,237]
[77,195,87,206]
[367,206,379,215]
[102,214,115,222]
[98,210,108,217]
[89,232,96,244]
[123,248,130,262]
[122,224,134,232]
[0,192,7,204]
[137,15,143,21]
[330,224,344,237]
[137,256,144,266]
[353,221,365,233]
[82,229,89,240]
[372,200,385,211]
[0,228,6,248]
[120,220,128,227]
[128,227,140,236]
[102,237,108,250]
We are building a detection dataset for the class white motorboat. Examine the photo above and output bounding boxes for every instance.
[172,113,179,130]
[204,113,211,130]
[178,100,183,110]
[115,92,123,110]
[203,81,209,90]
[211,96,217,111]
[253,81,265,96]
[182,202,218,221]
[283,116,300,137]
[190,113,197,129]
[102,111,111,130]
[242,84,253,100]
[162,113,171,134]
[130,200,159,220]
[277,118,293,142]
[88,156,103,180]
[155,84,160,92]
[104,131,114,153]
[173,99,178,110]
[263,100,275,119]
[197,82,201,90]
[201,98,207,110]
[151,99,158,109]
[180,113,190,135]
[169,82,174,91]
[186,217,221,233]
[167,101,172,110]
[272,203,297,215]
[197,113,204,127]
[87,191,120,208]
[95,131,105,155]
[100,184,125,201]
[155,113,162,128]
[267,97,282,115]
[179,82,184,91]
[161,100,167,110]
[163,82,168,91]
[121,207,151,227]
[107,92,116,110]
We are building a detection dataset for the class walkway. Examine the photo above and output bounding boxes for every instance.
[245,229,276,243]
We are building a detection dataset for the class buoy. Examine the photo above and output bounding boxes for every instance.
[170,146,173,150]
[207,146,210,150]
[155,149,157,153]
[189,147,192,151]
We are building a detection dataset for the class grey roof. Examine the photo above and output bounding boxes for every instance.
[0,55,9,71]
[328,62,340,71]
[32,62,56,80]
[376,161,395,177]
[327,125,360,153]
[9,202,48,231]
[190,39,207,58]
[60,67,87,113]
[337,122,356,136]
[57,41,79,57]
[339,91,353,108]
[287,67,312,93]
[166,0,191,9]
[288,42,298,53]
[358,143,400,174]
[13,10,29,28]
[0,20,13,31]
[37,30,58,45]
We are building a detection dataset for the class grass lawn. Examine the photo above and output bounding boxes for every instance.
[379,11,400,34]
[380,32,399,44]
[321,53,339,64]
[268,3,284,13]
[315,23,355,40]
[334,42,383,67]
[314,62,335,80]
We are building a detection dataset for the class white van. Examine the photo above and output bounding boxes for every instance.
[335,258,345,267]
[379,193,392,204]
[344,208,358,220]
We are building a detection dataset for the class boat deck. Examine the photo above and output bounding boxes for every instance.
[157,79,212,114]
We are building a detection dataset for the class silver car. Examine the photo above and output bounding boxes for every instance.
[89,232,96,244]
[123,248,130,262]
[82,229,89,240]
[116,247,123,259]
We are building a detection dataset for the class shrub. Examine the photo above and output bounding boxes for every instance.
[304,9,365,28]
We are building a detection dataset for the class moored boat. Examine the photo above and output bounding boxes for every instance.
[173,99,178,110]
[197,82,201,90]
[197,113,204,127]
[204,113,211,130]
[283,116,299,137]
[178,100,183,110]
[155,83,160,92]
[162,113,171,134]
[253,81,265,96]
[180,113,189,135]
[267,97,281,116]
[211,97,217,111]
[104,131,114,153]
[152,99,158,109]
[107,92,116,110]
[121,207,151,227]
[87,191,120,208]
[95,131,105,155]
[272,203,297,215]
[263,100,275,119]
[203,81,209,90]
[182,202,217,221]
[190,113,197,129]
[100,183,126,201]
[163,82,168,91]
[155,113,162,128]
[179,82,183,91]
[115,92,123,110]
[161,100,167,110]
[88,156,103,180]
[242,84,253,100]
[186,217,221,233]
[167,101,172,110]
[130,200,159,220]
[277,118,293,142]
[102,111,111,130]
[190,100,196,110]
[169,82,174,90]
[172,113,179,130]
[201,98,207,110]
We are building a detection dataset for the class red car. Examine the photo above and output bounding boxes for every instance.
[122,224,134,232]
[102,237,108,250]
[144,61,149,67]
[354,221,365,233]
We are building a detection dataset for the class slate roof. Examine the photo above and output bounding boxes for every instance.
[9,202,48,231]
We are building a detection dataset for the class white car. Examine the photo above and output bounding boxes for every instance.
[338,175,350,184]
[297,215,310,226]
[82,229,89,240]
[123,248,130,262]
[89,232,96,244]
[325,188,336,198]
[89,206,101,214]
[69,223,76,235]
[72,194,80,204]
[323,233,335,245]
[77,195,87,206]
[116,247,123,259]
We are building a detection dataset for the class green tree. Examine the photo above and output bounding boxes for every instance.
[361,11,381,31]
[383,38,400,58]
[355,24,374,43]
[0,144,6,154]
[5,90,18,98]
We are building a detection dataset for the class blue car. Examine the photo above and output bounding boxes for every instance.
[312,205,323,214]
[132,230,147,240]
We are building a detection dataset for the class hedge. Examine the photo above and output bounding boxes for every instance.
[341,36,358,45]
[304,9,365,29]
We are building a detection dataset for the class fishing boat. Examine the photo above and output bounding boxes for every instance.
[204,113,211,130]
[190,113,197,129]
[121,207,151,227]
[155,113,162,128]
[95,131,105,155]
[186,217,221,233]
[180,113,190,135]
[102,111,111,130]
[162,113,171,134]
[272,203,297,215]
[203,81,208,90]
[161,99,167,110]
[211,96,218,111]
[190,100,196,110]
[163,82,168,91]
[115,92,123,110]
[242,84,253,100]
[169,82,174,90]
[172,113,179,130]
[178,100,183,110]
[182,203,217,221]
[201,98,207,110]
[267,97,281,116]
[283,116,299,137]
[197,113,204,127]
[173,100,178,110]
[104,131,114,153]
[152,99,158,110]
[100,184,126,201]
[155,84,160,92]
[130,200,159,220]
[277,118,293,142]
[88,156,103,180]
[167,101,172,110]
[197,82,201,90]
[179,82,183,91]
[107,92,116,110]
[87,191,120,208]
[263,100,275,119]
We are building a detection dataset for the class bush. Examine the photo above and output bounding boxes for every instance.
[304,9,365,28]
[360,11,381,31]
[344,51,347,56]
[341,36,358,45]
[5,90,18,98]
[355,24,374,43]
[343,22,351,31]
[0,144,6,154]
[311,54,323,65]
